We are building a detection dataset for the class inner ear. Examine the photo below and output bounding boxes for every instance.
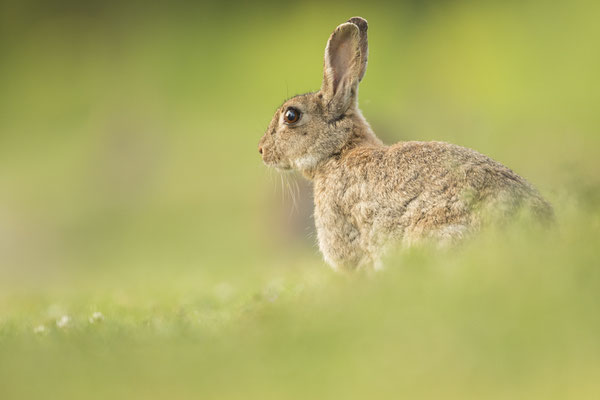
[322,23,361,113]
[328,28,359,93]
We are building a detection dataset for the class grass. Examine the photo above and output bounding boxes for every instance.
[1,1,599,398]
[1,196,599,399]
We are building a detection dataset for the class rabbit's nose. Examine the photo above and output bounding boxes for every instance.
[258,146,263,155]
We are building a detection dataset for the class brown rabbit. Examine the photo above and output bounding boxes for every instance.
[258,17,553,270]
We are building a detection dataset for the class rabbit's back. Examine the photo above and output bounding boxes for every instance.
[313,141,552,269]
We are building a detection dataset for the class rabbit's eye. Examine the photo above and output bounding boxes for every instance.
[283,108,301,124]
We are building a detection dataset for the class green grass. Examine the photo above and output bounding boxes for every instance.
[1,200,599,399]
[1,0,599,398]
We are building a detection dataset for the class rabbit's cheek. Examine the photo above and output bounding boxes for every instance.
[293,154,320,170]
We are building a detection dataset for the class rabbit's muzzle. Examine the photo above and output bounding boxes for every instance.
[259,146,292,170]
[257,142,275,166]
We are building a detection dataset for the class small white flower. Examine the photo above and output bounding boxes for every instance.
[56,315,71,328]
[33,325,47,334]
[89,312,104,324]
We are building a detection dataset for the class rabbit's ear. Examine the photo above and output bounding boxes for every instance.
[321,22,362,114]
[347,17,368,82]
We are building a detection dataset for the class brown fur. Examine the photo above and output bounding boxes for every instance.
[258,17,552,270]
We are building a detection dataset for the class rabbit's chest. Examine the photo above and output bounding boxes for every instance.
[313,180,392,269]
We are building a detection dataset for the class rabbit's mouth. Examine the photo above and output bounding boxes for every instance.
[260,150,292,170]
[265,160,293,171]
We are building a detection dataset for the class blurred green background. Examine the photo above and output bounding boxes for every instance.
[1,0,599,399]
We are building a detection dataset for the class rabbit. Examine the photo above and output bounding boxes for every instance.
[258,17,553,271]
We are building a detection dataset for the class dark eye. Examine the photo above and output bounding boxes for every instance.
[283,107,301,124]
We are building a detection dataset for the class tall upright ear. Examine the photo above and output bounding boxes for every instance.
[347,17,368,82]
[321,22,362,115]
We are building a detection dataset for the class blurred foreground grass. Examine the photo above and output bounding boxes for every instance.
[1,0,600,398]
[1,201,599,399]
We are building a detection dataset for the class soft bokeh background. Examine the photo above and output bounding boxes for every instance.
[1,0,599,399]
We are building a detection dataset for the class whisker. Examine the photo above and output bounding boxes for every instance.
[286,173,298,218]
[268,168,276,195]
[280,172,285,205]
[293,177,300,207]
[293,174,300,214]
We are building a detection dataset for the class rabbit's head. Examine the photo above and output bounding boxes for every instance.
[259,17,378,174]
